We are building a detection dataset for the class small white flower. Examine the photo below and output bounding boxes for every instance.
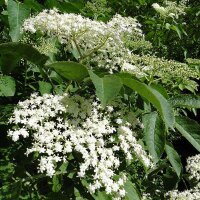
[8,93,153,199]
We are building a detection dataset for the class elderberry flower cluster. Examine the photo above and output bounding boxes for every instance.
[127,54,199,92]
[166,154,200,200]
[152,0,187,19]
[8,93,153,199]
[166,188,200,200]
[186,154,200,181]
[142,193,152,200]
[22,9,198,92]
[22,9,143,73]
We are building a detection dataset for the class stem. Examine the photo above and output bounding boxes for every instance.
[24,62,28,89]
[65,80,72,93]
[45,69,56,94]
[182,177,189,190]
[21,170,72,184]
[72,34,83,58]
[38,65,48,79]
[80,36,110,61]
[38,66,56,94]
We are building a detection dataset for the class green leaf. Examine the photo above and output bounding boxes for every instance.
[38,81,52,95]
[89,71,123,107]
[175,116,200,152]
[150,83,169,99]
[93,191,111,200]
[124,180,141,200]
[165,23,171,30]
[121,77,174,129]
[163,166,179,190]
[44,0,62,10]
[7,0,30,42]
[76,197,86,200]
[0,42,48,74]
[0,75,16,96]
[47,192,67,200]
[52,175,61,193]
[74,188,86,200]
[170,25,182,39]
[143,112,165,162]
[165,143,183,178]
[59,162,68,173]
[45,0,83,13]
[169,95,200,108]
[24,0,44,12]
[46,61,88,81]
[60,2,82,13]
[49,71,63,84]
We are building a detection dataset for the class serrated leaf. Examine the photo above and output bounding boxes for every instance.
[38,81,52,95]
[169,95,200,108]
[89,71,123,107]
[175,116,200,152]
[150,83,169,99]
[121,77,175,129]
[165,143,183,178]
[46,61,88,81]
[7,0,30,42]
[0,76,16,96]
[143,112,165,162]
[124,180,141,200]
[0,42,48,74]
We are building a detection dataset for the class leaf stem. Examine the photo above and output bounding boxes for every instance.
[80,35,110,61]
[72,34,83,58]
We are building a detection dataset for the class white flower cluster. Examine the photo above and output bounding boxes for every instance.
[142,193,152,200]
[22,9,198,89]
[118,126,153,168]
[186,154,200,181]
[8,93,153,199]
[22,9,143,73]
[152,0,187,19]
[166,154,200,200]
[166,188,200,200]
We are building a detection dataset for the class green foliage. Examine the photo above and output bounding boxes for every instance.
[92,191,112,200]
[0,0,200,199]
[52,175,62,192]
[121,76,175,129]
[44,0,84,14]
[46,61,89,81]
[0,75,15,96]
[82,0,112,21]
[170,95,200,108]
[7,0,30,42]
[124,180,141,200]
[89,71,123,107]
[38,81,52,95]
[165,143,183,178]
[143,112,165,162]
[175,116,200,152]
[24,0,44,12]
[0,42,48,74]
